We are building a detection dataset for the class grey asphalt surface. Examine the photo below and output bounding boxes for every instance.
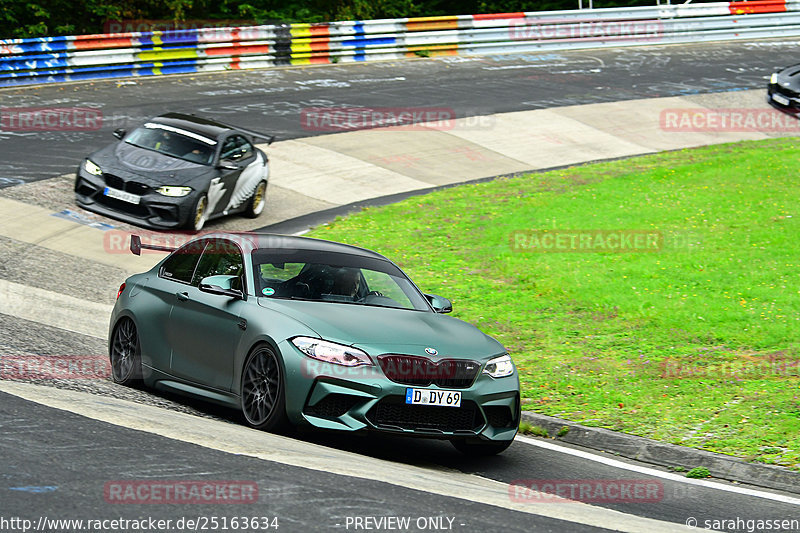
[0,39,788,185]
[1,391,611,533]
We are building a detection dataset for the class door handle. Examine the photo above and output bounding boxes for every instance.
[176,291,189,302]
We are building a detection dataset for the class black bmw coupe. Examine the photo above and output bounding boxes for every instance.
[75,113,274,231]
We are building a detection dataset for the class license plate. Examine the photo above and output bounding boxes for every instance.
[104,186,141,204]
[772,93,790,106]
[405,388,461,407]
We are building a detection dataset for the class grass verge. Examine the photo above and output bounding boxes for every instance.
[308,138,800,470]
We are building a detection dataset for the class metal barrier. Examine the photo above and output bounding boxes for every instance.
[0,0,797,87]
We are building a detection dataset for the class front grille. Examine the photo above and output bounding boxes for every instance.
[484,405,515,428]
[377,355,480,389]
[103,174,149,195]
[304,394,361,418]
[104,173,124,189]
[127,181,149,195]
[366,396,484,433]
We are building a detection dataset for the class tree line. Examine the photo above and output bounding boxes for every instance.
[1,0,708,39]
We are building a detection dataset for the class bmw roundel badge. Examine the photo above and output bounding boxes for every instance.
[425,347,438,356]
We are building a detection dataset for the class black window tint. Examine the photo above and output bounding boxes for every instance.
[236,136,253,159]
[192,239,244,286]
[161,240,207,283]
[220,137,238,160]
[221,135,253,161]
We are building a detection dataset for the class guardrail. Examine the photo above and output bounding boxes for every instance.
[0,0,797,87]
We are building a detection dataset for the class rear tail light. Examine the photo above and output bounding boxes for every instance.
[117,283,126,300]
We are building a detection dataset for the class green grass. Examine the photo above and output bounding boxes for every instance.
[519,422,549,438]
[308,138,800,470]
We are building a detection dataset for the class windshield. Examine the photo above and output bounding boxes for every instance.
[124,124,216,165]
[252,249,430,311]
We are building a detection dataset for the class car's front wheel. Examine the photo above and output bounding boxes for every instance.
[243,180,267,218]
[451,438,514,456]
[110,317,141,386]
[241,344,289,431]
[189,193,208,231]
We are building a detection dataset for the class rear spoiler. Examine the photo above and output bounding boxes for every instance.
[216,120,275,145]
[243,130,276,145]
[130,235,177,256]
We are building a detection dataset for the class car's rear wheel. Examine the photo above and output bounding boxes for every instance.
[110,317,141,385]
[451,438,514,456]
[241,344,289,431]
[190,193,208,231]
[243,180,267,218]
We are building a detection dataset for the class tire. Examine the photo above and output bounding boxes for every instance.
[240,344,289,432]
[110,317,142,386]
[243,180,267,219]
[188,193,208,231]
[451,438,514,456]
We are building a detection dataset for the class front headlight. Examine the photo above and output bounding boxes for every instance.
[291,337,372,367]
[84,159,102,176]
[770,72,779,84]
[156,186,192,197]
[483,354,515,378]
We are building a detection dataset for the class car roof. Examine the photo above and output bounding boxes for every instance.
[151,113,233,140]
[199,232,392,262]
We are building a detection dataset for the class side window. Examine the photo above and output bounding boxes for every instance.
[160,240,208,284]
[192,239,245,287]
[362,270,414,309]
[221,135,253,161]
[220,137,238,160]
[235,136,254,160]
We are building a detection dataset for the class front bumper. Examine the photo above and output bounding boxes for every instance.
[767,83,800,114]
[280,340,520,443]
[74,167,195,230]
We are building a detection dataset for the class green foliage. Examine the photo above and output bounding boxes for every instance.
[686,466,711,479]
[519,422,549,437]
[0,0,723,38]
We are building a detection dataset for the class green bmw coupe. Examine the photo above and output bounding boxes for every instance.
[110,232,520,455]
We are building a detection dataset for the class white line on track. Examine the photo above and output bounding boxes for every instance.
[516,435,800,506]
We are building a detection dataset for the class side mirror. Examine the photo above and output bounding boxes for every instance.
[113,128,126,140]
[217,161,239,171]
[425,294,452,314]
[199,275,244,299]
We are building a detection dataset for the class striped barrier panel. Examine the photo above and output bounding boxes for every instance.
[0,0,797,87]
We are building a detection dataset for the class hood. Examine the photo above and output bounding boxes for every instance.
[258,298,505,360]
[88,142,215,185]
[777,64,800,87]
